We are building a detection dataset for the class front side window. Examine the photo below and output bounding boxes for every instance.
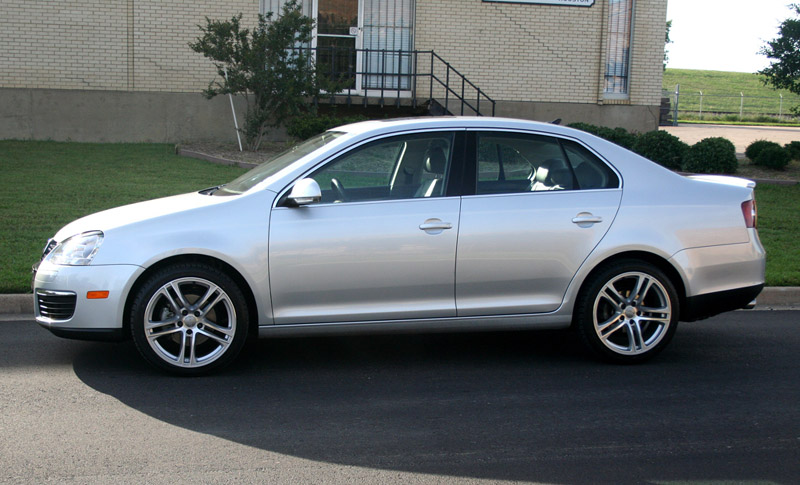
[310,132,454,203]
[604,0,634,97]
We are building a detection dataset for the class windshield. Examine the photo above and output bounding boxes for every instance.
[214,131,346,195]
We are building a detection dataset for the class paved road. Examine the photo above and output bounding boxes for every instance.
[2,311,798,484]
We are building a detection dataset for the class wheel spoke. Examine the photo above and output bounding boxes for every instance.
[145,315,180,331]
[600,282,626,306]
[597,313,625,336]
[197,328,231,346]
[159,288,182,313]
[176,330,188,363]
[194,284,221,311]
[630,322,645,351]
[639,305,670,314]
[201,319,234,337]
[188,332,197,365]
[632,275,653,303]
[169,282,190,309]
[200,293,225,315]
[637,315,670,324]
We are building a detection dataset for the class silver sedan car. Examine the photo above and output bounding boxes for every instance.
[32,117,765,374]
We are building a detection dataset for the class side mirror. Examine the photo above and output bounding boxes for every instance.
[287,178,322,206]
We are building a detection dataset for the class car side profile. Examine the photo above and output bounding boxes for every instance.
[32,117,765,374]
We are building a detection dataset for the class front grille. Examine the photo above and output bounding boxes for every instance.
[37,290,77,320]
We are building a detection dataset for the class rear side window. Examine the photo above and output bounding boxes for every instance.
[561,140,620,190]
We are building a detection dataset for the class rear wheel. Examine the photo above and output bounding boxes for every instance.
[575,260,679,363]
[130,263,249,375]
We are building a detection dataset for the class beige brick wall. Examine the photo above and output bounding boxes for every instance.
[0,0,665,105]
[415,0,666,107]
[0,0,258,92]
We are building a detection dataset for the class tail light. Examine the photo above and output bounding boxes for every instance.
[741,199,757,228]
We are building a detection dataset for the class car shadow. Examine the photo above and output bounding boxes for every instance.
[71,323,795,483]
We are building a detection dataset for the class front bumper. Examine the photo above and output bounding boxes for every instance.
[33,261,144,341]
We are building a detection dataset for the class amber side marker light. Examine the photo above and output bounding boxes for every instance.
[87,291,110,299]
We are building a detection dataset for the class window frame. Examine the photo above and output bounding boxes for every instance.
[463,129,622,197]
[603,0,635,100]
[277,129,466,207]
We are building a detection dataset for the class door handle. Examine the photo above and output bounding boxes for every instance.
[419,222,453,231]
[572,213,603,225]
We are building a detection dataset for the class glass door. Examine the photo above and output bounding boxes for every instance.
[315,0,362,91]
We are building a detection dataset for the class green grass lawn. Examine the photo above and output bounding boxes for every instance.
[0,140,247,293]
[663,68,800,120]
[0,140,797,292]
[754,183,800,286]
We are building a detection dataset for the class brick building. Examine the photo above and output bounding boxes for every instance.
[0,0,668,143]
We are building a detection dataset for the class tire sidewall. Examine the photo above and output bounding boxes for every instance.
[130,263,249,375]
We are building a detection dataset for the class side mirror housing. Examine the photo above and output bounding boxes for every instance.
[287,178,322,206]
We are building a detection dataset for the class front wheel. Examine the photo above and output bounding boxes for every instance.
[575,260,679,364]
[130,263,249,375]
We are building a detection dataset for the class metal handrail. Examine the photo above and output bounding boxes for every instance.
[297,47,495,117]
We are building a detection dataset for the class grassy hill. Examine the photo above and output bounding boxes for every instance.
[662,69,800,119]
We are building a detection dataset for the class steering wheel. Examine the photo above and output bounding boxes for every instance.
[330,178,348,202]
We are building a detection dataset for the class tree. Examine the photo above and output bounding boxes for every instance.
[759,4,800,100]
[664,20,672,71]
[190,0,326,150]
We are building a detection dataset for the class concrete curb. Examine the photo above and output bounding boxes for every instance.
[3,287,799,317]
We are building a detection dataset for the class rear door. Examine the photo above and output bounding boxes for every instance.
[455,131,622,316]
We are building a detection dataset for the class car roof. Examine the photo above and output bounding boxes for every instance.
[335,116,579,138]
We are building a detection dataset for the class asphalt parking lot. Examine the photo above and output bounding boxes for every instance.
[2,310,798,484]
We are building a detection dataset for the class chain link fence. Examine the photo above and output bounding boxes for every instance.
[660,85,799,126]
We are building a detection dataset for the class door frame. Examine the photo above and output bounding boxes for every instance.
[311,0,365,94]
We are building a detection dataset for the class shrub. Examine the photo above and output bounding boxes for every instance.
[682,137,738,174]
[631,130,689,170]
[287,113,368,140]
[784,141,800,160]
[745,139,782,161]
[755,145,791,170]
[566,122,638,149]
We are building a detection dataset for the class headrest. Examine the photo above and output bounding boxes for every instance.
[425,147,447,174]
[535,160,550,183]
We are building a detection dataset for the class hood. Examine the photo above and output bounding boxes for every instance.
[54,191,231,241]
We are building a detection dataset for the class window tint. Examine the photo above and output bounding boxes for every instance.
[476,133,574,195]
[561,140,620,189]
[310,132,454,203]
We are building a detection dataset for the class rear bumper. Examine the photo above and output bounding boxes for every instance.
[681,283,764,322]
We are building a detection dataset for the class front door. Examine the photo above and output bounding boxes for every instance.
[269,131,461,325]
[315,0,362,91]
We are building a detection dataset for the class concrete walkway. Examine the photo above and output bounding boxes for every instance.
[661,124,800,154]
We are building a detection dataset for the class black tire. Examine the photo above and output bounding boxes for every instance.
[130,262,249,375]
[574,259,679,364]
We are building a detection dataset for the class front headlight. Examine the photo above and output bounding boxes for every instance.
[46,231,104,266]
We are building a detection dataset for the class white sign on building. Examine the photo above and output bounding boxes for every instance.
[483,0,595,6]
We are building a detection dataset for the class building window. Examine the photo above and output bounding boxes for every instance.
[604,0,633,98]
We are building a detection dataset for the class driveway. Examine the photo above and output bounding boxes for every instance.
[661,124,800,154]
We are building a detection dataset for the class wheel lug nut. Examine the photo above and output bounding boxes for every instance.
[186,329,193,335]
[177,322,183,327]
[194,311,201,317]
[197,323,203,329]
[181,309,188,316]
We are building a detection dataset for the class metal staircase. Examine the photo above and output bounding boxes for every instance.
[306,48,495,117]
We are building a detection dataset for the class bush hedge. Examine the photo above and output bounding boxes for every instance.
[630,130,689,170]
[287,113,369,140]
[784,141,800,160]
[755,145,791,170]
[682,137,738,174]
[745,139,781,161]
